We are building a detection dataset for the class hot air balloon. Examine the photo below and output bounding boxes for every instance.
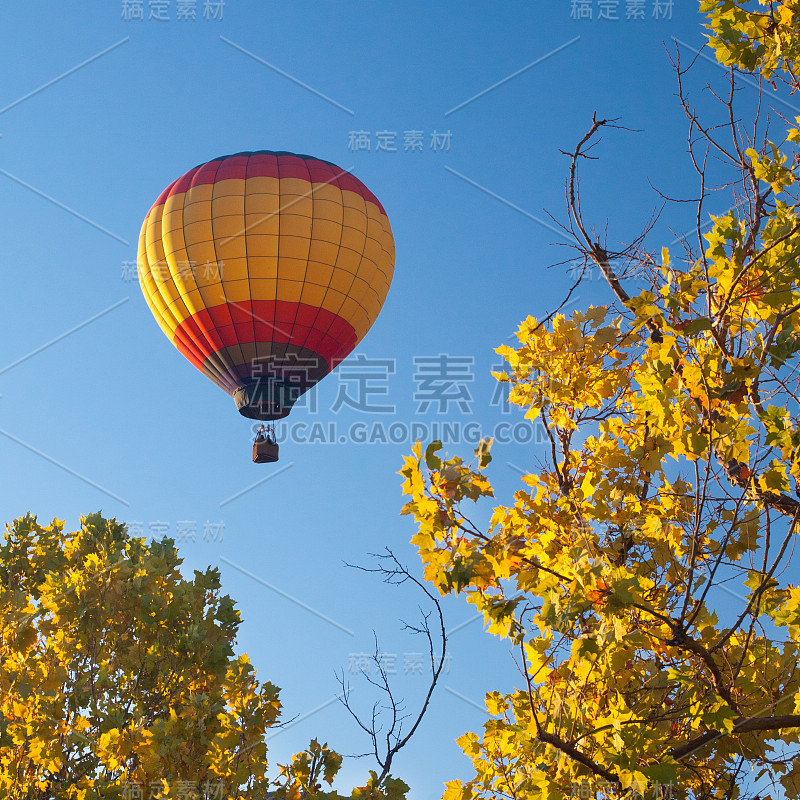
[137,151,395,462]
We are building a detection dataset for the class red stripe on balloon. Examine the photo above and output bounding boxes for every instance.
[173,300,358,367]
[154,151,387,216]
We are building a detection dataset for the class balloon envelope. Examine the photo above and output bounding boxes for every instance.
[137,151,394,419]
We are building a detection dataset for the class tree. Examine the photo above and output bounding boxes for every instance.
[337,551,448,790]
[400,3,800,798]
[0,512,408,800]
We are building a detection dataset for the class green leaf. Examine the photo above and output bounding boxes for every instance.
[681,317,712,335]
[424,441,443,470]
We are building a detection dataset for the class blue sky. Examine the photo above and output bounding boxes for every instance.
[0,0,779,796]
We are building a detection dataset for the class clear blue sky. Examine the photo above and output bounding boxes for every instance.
[0,0,774,795]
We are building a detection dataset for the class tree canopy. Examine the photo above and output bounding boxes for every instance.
[400,3,800,798]
[0,512,407,800]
